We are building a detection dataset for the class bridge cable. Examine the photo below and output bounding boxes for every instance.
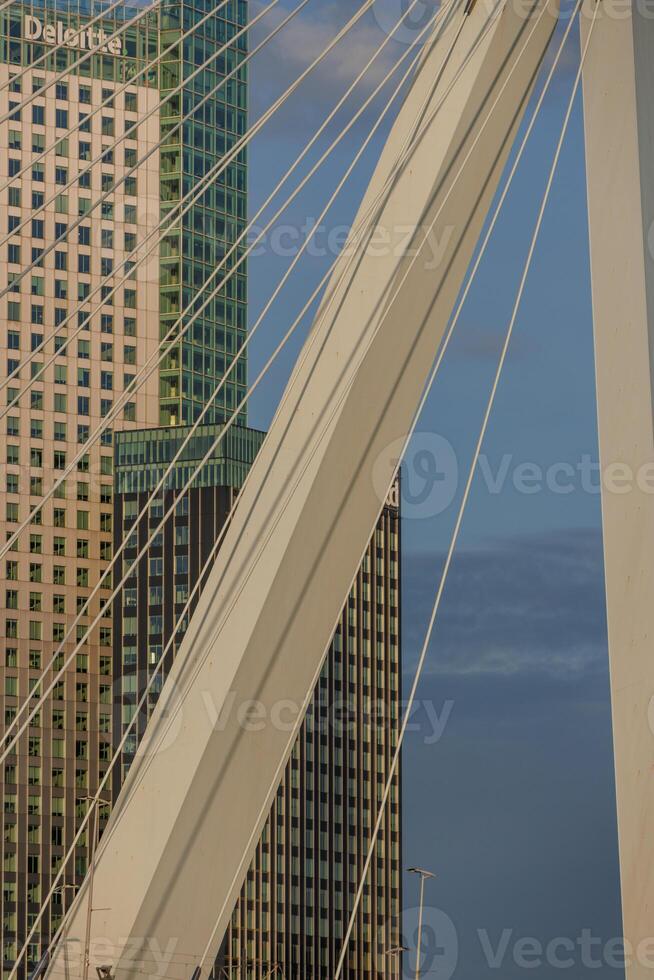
[334,4,601,976]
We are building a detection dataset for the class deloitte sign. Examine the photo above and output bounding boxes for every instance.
[24,15,123,55]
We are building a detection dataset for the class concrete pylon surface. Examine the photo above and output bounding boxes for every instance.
[582,3,654,973]
[46,1,558,976]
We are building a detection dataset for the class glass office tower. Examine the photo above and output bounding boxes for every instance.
[0,1,248,975]
[113,426,403,979]
[157,0,248,427]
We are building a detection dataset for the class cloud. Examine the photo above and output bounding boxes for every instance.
[249,0,425,137]
[402,527,608,681]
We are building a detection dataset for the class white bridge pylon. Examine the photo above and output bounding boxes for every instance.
[44,1,652,977]
[582,2,654,972]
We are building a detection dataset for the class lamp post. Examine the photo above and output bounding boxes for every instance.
[408,867,435,980]
[81,795,105,980]
[385,944,409,979]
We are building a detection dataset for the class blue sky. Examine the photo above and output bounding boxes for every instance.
[244,3,622,975]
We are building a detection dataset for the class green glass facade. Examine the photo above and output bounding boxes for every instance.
[0,1,160,84]
[158,0,249,427]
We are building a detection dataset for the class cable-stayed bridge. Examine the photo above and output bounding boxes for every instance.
[0,0,651,977]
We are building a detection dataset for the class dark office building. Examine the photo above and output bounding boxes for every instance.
[112,423,402,978]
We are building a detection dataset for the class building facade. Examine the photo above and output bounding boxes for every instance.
[0,1,247,975]
[113,425,402,979]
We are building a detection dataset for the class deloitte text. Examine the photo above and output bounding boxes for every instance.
[24,15,123,55]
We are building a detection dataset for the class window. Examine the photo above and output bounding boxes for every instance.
[29,535,42,555]
[53,537,66,557]
[32,104,45,125]
[29,563,42,583]
[78,253,91,275]
[101,116,115,136]
[55,108,68,129]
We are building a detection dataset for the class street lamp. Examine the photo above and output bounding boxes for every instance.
[81,795,109,980]
[385,944,408,980]
[408,867,435,980]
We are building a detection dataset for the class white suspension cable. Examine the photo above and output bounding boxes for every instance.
[0,0,379,402]
[4,28,434,948]
[0,0,268,294]
[0,0,426,547]
[0,0,487,564]
[0,0,452,764]
[9,5,507,968]
[0,0,235,199]
[334,5,599,976]
[0,0,162,119]
[0,0,497,762]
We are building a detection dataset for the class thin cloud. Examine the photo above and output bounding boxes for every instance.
[403,527,608,680]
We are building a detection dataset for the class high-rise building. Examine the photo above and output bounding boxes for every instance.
[112,424,402,979]
[0,1,248,974]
